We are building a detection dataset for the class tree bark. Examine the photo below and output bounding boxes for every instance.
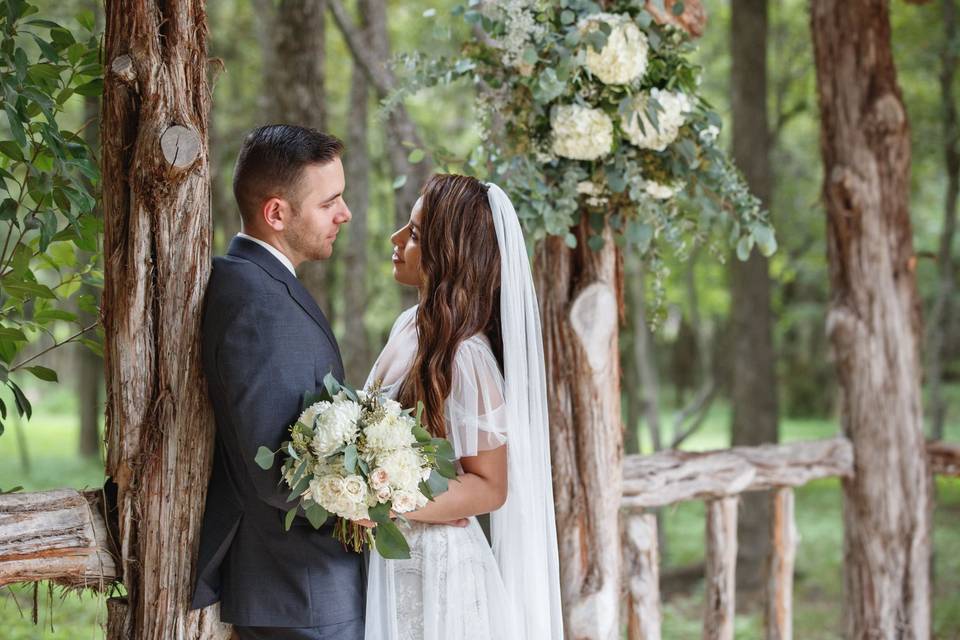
[264,0,332,316]
[730,0,779,594]
[102,1,228,637]
[342,0,372,383]
[928,0,959,441]
[534,220,623,640]
[810,2,932,637]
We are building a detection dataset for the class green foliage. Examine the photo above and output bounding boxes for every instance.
[394,0,773,277]
[0,0,102,437]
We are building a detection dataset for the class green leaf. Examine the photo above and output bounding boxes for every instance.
[407,148,425,164]
[323,372,341,397]
[373,520,411,560]
[33,308,76,323]
[368,502,392,524]
[10,381,31,420]
[3,281,56,300]
[25,365,57,382]
[426,469,449,497]
[412,424,431,444]
[418,479,435,501]
[436,457,458,480]
[287,441,300,460]
[284,506,298,531]
[4,104,26,147]
[0,327,28,342]
[434,438,455,461]
[560,9,576,24]
[343,444,358,474]
[255,446,276,470]
[0,140,24,162]
[287,466,311,501]
[74,78,102,97]
[753,225,778,257]
[672,1,686,16]
[305,503,328,529]
[392,174,407,190]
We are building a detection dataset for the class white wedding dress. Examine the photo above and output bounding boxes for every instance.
[363,306,519,640]
[362,183,564,640]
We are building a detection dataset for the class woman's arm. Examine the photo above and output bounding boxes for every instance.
[404,445,508,523]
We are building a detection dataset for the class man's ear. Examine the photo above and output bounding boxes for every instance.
[262,197,286,231]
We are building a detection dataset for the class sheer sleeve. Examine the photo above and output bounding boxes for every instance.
[444,337,508,458]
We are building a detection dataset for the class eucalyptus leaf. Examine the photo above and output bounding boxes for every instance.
[374,520,411,560]
[284,506,298,531]
[255,446,276,470]
[305,503,328,529]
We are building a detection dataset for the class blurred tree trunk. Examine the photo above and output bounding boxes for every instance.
[78,32,103,458]
[329,0,433,310]
[534,221,623,640]
[264,0,332,316]
[928,0,959,442]
[811,2,931,637]
[102,1,228,637]
[729,0,779,594]
[342,1,372,382]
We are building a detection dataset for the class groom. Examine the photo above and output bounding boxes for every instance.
[191,124,364,639]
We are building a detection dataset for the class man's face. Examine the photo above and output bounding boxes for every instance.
[284,159,351,263]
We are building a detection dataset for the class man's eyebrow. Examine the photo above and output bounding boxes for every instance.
[320,191,342,204]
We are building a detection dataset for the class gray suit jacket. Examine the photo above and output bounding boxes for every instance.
[191,236,364,631]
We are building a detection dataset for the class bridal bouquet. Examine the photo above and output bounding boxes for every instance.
[255,374,458,559]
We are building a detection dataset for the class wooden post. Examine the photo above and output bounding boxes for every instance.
[625,512,661,640]
[811,2,932,636]
[764,488,796,640]
[703,497,737,640]
[534,219,623,640]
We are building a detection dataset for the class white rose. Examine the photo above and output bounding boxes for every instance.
[392,490,418,514]
[370,467,390,490]
[551,104,614,161]
[621,89,692,151]
[376,486,392,502]
[311,399,361,457]
[342,475,368,504]
[580,13,649,85]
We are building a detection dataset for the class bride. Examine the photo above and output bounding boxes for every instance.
[363,174,564,640]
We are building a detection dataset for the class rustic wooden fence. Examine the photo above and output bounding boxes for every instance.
[621,437,960,640]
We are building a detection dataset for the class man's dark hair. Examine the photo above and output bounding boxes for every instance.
[232,124,344,224]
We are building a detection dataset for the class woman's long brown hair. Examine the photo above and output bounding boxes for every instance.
[398,174,503,439]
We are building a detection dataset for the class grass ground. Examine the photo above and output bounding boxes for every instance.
[0,386,958,638]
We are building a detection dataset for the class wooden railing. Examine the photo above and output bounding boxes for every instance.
[621,437,960,640]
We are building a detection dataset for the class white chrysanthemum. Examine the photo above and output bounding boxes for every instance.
[644,181,677,200]
[364,413,416,453]
[551,105,614,161]
[580,13,649,85]
[622,89,692,151]
[381,397,404,417]
[311,400,361,457]
[378,448,427,493]
[298,401,328,430]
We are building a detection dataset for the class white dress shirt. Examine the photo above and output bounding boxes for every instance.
[236,232,296,276]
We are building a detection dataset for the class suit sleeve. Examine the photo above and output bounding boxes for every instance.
[213,296,328,514]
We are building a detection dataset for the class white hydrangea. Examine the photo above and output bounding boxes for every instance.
[644,181,678,200]
[580,13,649,85]
[622,89,692,151]
[377,448,426,493]
[577,180,608,207]
[551,105,614,161]
[364,412,416,454]
[310,399,361,457]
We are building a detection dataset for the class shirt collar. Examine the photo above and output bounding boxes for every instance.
[236,232,296,276]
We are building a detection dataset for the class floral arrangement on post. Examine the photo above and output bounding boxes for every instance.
[395,0,775,290]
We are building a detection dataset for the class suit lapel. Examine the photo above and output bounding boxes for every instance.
[226,237,342,362]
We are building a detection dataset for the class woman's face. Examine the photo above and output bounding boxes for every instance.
[391,197,424,288]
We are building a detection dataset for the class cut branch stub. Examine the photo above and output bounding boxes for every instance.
[160,125,202,169]
[110,54,136,85]
[569,282,617,372]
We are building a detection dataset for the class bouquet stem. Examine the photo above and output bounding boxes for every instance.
[334,518,367,553]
